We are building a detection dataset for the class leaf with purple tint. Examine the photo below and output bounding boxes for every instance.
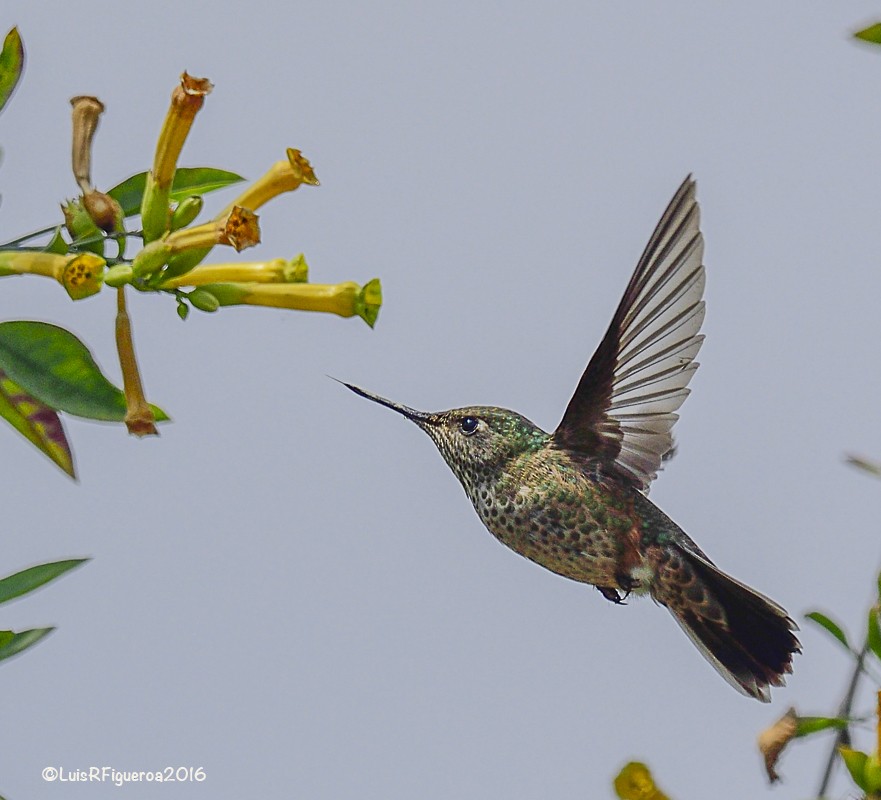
[0,369,75,478]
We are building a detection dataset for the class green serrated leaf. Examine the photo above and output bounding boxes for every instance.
[840,747,870,792]
[0,368,75,477]
[43,226,69,255]
[0,321,169,422]
[868,606,881,663]
[0,627,53,663]
[107,167,245,218]
[855,23,881,45]
[805,611,851,651]
[0,559,87,606]
[0,28,24,115]
[795,716,851,737]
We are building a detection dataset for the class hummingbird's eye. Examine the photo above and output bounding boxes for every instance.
[459,416,479,435]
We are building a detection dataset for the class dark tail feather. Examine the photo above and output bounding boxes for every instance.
[652,545,801,702]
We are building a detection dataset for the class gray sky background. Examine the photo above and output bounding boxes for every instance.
[2,2,881,798]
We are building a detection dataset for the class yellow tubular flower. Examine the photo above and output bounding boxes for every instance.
[141,72,213,242]
[220,149,319,217]
[160,148,308,278]
[200,278,381,327]
[161,254,308,288]
[0,251,68,278]
[164,206,260,255]
[0,251,105,299]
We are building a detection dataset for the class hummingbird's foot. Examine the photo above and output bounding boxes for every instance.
[616,572,639,601]
[598,586,627,605]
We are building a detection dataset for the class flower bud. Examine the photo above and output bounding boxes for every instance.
[188,288,220,312]
[103,265,134,287]
[82,189,124,234]
[132,240,171,278]
[169,196,203,231]
[61,198,104,255]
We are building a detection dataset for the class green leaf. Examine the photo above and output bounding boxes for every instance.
[0,369,75,477]
[795,716,850,737]
[0,321,169,422]
[839,747,870,792]
[0,627,53,663]
[868,605,881,664]
[107,167,245,218]
[855,23,881,45]
[43,226,69,255]
[0,28,24,115]
[805,611,851,651]
[0,559,87,606]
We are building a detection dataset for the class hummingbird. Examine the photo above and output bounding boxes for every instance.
[343,177,799,701]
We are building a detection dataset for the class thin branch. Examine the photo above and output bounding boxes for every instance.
[816,639,868,797]
[0,224,59,248]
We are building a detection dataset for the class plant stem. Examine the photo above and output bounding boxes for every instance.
[816,640,870,798]
[0,224,59,248]
[876,690,881,765]
[114,287,157,436]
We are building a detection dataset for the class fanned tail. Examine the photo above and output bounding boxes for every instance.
[650,543,800,702]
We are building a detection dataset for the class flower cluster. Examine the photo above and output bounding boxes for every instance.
[1,73,382,327]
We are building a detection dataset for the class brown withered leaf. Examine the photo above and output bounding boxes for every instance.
[758,707,798,782]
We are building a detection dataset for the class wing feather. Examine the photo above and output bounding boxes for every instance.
[553,176,706,490]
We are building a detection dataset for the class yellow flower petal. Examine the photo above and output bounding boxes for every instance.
[62,253,105,299]
[613,762,669,800]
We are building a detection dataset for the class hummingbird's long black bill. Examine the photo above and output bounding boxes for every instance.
[336,380,436,425]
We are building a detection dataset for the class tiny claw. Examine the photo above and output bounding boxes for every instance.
[598,586,627,605]
[616,572,639,601]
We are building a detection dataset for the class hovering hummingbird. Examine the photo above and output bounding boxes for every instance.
[343,177,799,701]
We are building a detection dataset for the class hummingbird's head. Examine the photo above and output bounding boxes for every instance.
[342,382,548,490]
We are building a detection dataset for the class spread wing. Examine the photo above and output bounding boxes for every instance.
[553,176,705,491]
